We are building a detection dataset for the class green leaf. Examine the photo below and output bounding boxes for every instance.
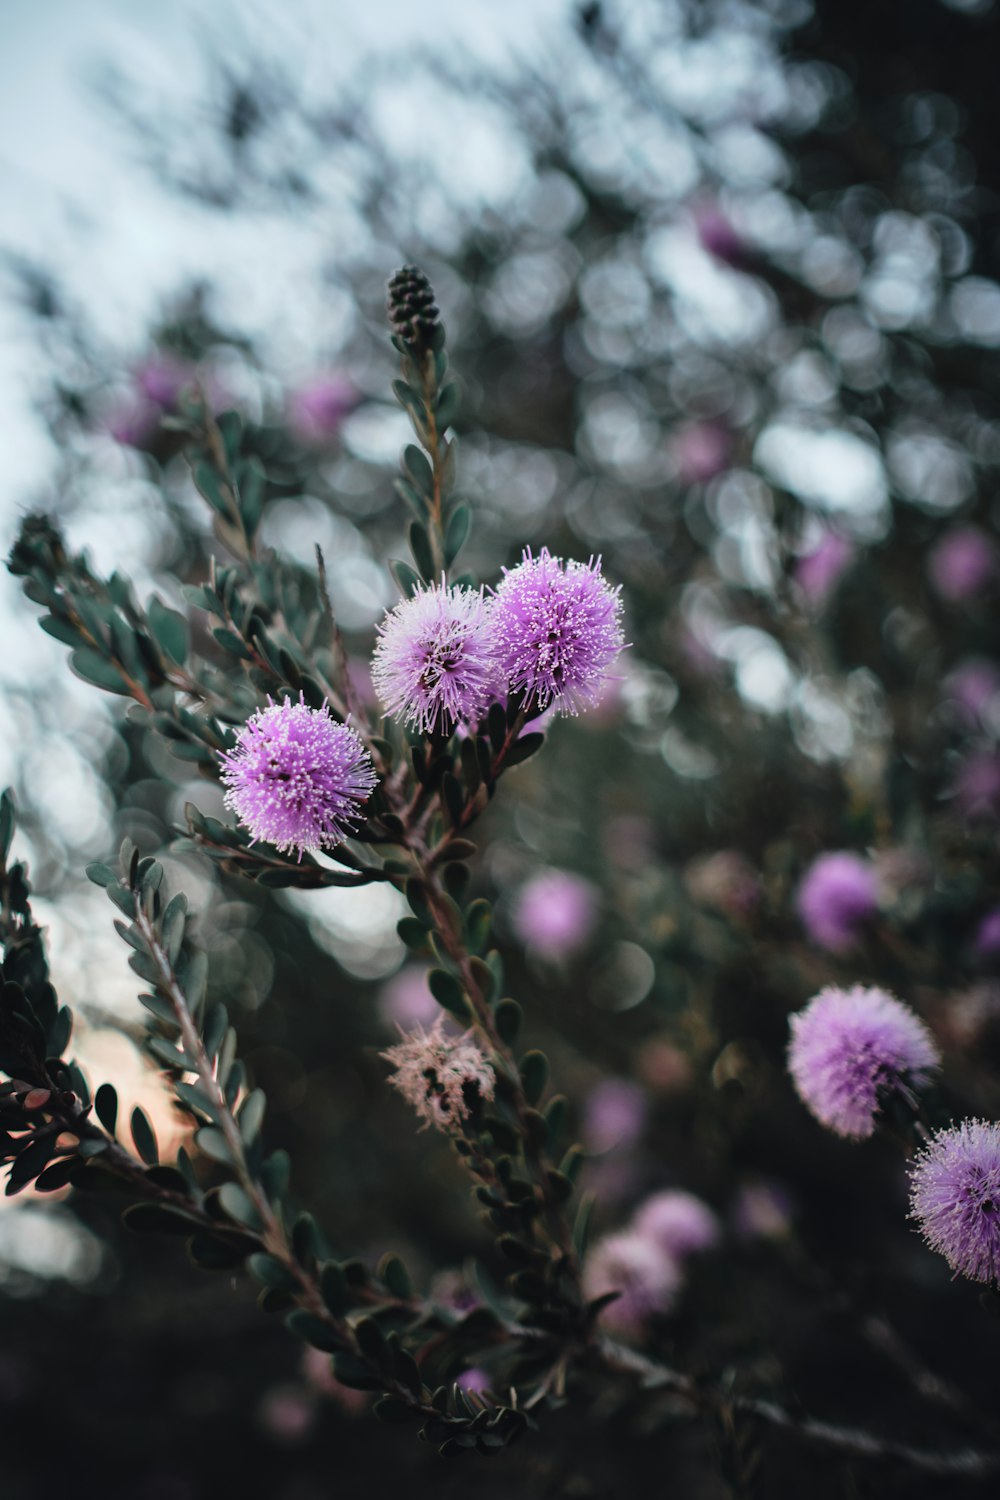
[435,383,460,430]
[464,899,492,954]
[195,1126,234,1165]
[0,789,14,864]
[130,1106,159,1165]
[389,558,422,599]
[85,862,117,889]
[396,918,431,953]
[247,1252,298,1291]
[494,998,522,1046]
[219,1181,264,1232]
[444,504,470,567]
[286,1309,340,1353]
[408,521,435,582]
[148,596,190,666]
[94,1083,118,1136]
[238,1088,266,1146]
[122,1203,201,1236]
[519,1050,549,1106]
[320,1261,349,1316]
[504,733,545,768]
[428,968,471,1021]
[403,444,434,497]
[70,648,128,695]
[194,461,231,517]
[377,1252,412,1300]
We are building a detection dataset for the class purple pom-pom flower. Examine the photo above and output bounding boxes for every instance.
[372,582,498,735]
[582,1230,680,1335]
[490,547,625,715]
[787,985,940,1140]
[910,1120,1000,1284]
[219,697,376,858]
[633,1190,720,1260]
[797,851,878,952]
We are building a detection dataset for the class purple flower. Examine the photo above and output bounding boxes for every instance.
[381,1020,495,1132]
[928,526,999,603]
[456,1367,491,1395]
[135,353,192,409]
[219,697,376,858]
[582,1230,680,1335]
[796,851,878,952]
[633,1190,720,1260]
[953,753,1000,821]
[513,868,598,959]
[975,910,1000,958]
[910,1120,1000,1284]
[692,201,748,267]
[288,374,357,444]
[372,582,498,735]
[377,967,440,1032]
[787,985,940,1140]
[794,532,855,607]
[672,422,732,485]
[490,548,625,716]
[583,1079,648,1154]
[943,659,1000,729]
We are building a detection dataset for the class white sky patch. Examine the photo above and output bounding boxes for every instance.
[753,422,888,522]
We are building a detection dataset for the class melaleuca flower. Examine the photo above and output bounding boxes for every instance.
[219,696,376,858]
[796,851,877,953]
[490,547,625,715]
[381,1020,495,1132]
[633,1190,720,1260]
[513,868,598,959]
[582,1230,680,1335]
[372,582,498,735]
[787,985,940,1140]
[910,1120,1000,1284]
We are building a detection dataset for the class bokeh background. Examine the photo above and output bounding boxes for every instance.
[3,0,1000,1496]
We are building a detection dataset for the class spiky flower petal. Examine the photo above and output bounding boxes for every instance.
[490,548,625,715]
[219,697,376,858]
[381,1020,495,1132]
[787,985,940,1140]
[910,1120,1000,1284]
[372,582,498,735]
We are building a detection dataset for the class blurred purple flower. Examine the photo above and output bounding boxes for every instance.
[583,1079,648,1154]
[372,582,498,735]
[377,967,439,1032]
[787,984,940,1140]
[673,422,732,485]
[975,910,1000,958]
[796,851,877,952]
[288,374,357,444]
[911,1119,1000,1284]
[582,1230,680,1335]
[219,696,376,857]
[692,201,747,267]
[107,399,159,448]
[953,753,1000,820]
[794,532,855,607]
[633,1190,720,1259]
[513,868,598,959]
[944,659,1000,729]
[382,1020,495,1132]
[135,352,192,408]
[928,526,999,603]
[456,1367,491,1395]
[491,548,625,715]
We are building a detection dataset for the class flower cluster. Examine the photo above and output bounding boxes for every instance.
[371,552,624,735]
[787,985,940,1140]
[220,697,377,859]
[381,1020,496,1132]
[797,851,878,953]
[583,1188,719,1337]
